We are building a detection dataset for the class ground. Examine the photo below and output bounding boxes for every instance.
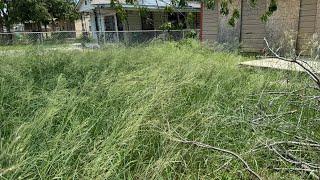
[240,58,320,74]
[0,40,319,179]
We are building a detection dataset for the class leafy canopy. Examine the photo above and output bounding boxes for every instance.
[0,0,79,31]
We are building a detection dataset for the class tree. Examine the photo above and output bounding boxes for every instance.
[45,0,79,31]
[0,0,13,32]
[0,0,79,32]
[46,0,79,21]
[11,0,51,31]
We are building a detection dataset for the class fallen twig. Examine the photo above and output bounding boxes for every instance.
[251,110,298,123]
[268,144,320,179]
[274,167,319,179]
[172,138,262,180]
[268,141,320,149]
[264,38,320,89]
[274,167,316,172]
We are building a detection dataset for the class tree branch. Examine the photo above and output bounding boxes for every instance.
[264,38,320,88]
[172,138,262,180]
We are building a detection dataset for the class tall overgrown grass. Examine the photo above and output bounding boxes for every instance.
[0,40,319,179]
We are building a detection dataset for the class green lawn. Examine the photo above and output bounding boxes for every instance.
[0,40,319,179]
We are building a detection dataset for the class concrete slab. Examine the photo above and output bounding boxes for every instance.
[239,58,320,74]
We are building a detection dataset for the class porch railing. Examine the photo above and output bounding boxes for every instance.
[0,29,200,45]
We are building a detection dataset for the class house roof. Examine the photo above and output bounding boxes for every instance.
[91,0,200,9]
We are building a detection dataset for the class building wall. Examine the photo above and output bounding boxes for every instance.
[201,1,242,45]
[201,6,219,43]
[265,0,300,48]
[217,1,241,43]
[202,0,320,52]
[240,0,267,52]
[78,0,94,12]
[75,15,91,32]
[153,12,166,29]
[316,0,320,33]
[126,11,142,30]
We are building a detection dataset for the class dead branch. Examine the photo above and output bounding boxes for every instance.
[268,144,320,179]
[264,38,320,88]
[172,138,262,180]
[251,110,298,123]
[268,141,320,149]
[273,167,319,179]
[273,167,315,172]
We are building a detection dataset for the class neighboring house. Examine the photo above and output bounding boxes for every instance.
[76,0,200,33]
[201,0,320,53]
[75,14,91,32]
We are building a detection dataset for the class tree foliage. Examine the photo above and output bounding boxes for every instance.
[0,0,13,32]
[0,0,79,32]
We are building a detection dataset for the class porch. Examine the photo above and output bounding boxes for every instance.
[82,9,200,39]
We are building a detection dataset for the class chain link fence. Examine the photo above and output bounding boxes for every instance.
[0,30,200,46]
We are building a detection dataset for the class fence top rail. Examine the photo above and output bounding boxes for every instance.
[0,29,200,35]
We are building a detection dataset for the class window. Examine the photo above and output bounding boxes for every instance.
[168,12,186,29]
[104,16,115,31]
[141,12,154,30]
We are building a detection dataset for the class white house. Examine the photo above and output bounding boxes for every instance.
[76,0,200,34]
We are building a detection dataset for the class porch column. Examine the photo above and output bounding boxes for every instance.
[114,14,120,42]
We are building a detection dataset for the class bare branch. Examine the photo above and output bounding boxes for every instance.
[275,167,320,179]
[268,145,320,169]
[268,141,320,149]
[264,38,320,88]
[172,138,262,180]
[251,110,297,123]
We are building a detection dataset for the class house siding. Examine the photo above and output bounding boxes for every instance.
[153,12,166,29]
[316,0,320,33]
[202,7,219,43]
[78,0,94,12]
[266,0,300,48]
[240,0,266,52]
[217,0,241,44]
[201,0,320,53]
[297,0,318,52]
[126,11,142,30]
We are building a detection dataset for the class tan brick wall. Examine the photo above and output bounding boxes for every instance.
[202,1,240,44]
[217,0,241,43]
[265,0,300,49]
[201,0,320,52]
